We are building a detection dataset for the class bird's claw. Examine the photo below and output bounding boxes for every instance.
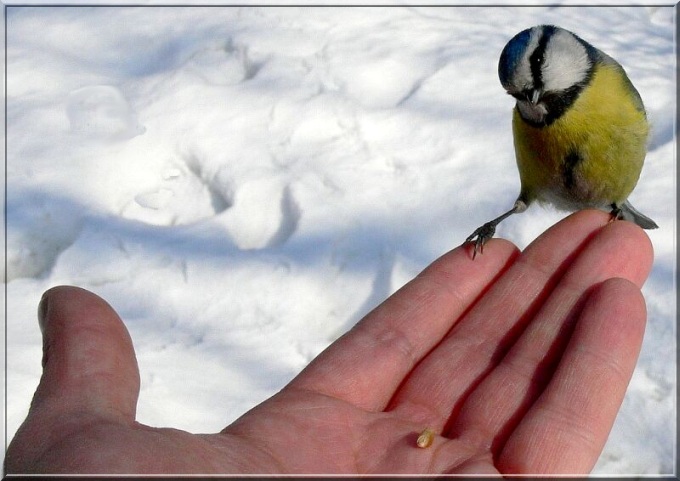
[465,222,497,260]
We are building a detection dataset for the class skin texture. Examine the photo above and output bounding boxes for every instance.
[5,210,653,475]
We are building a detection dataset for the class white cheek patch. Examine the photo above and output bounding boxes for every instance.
[541,30,591,92]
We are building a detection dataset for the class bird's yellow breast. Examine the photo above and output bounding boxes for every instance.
[512,62,648,210]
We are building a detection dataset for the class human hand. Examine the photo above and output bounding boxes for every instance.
[5,209,653,475]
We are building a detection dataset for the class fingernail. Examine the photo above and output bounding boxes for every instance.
[38,291,50,333]
[38,291,50,368]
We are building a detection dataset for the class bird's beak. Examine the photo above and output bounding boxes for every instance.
[530,89,541,105]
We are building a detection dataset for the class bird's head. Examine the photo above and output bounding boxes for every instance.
[498,25,596,127]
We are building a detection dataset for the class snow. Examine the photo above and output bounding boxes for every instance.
[4,5,676,475]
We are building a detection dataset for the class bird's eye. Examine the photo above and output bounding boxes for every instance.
[530,54,543,69]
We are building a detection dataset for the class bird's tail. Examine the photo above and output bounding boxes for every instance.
[617,200,659,229]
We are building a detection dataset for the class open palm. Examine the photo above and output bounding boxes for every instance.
[5,210,653,475]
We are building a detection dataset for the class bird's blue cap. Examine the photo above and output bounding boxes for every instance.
[498,27,534,88]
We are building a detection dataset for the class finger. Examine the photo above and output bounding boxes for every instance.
[387,209,612,428]
[445,219,653,452]
[6,286,140,471]
[287,239,520,411]
[497,277,647,474]
[30,286,139,423]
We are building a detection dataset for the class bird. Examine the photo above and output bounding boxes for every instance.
[466,24,657,259]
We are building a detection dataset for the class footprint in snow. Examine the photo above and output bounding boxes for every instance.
[66,85,145,140]
[185,40,261,86]
[121,148,300,251]
[121,154,233,227]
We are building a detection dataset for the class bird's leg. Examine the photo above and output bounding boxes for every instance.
[465,199,527,259]
[609,203,623,222]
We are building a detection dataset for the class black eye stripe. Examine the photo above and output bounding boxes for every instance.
[529,26,556,90]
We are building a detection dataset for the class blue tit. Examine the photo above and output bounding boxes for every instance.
[466,24,657,258]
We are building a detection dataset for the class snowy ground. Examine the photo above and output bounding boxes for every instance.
[4,5,676,475]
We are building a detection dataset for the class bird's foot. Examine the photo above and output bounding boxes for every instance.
[465,222,497,260]
[609,206,623,222]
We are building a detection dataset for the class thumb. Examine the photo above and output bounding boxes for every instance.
[6,286,140,473]
[5,286,139,472]
[33,285,140,422]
